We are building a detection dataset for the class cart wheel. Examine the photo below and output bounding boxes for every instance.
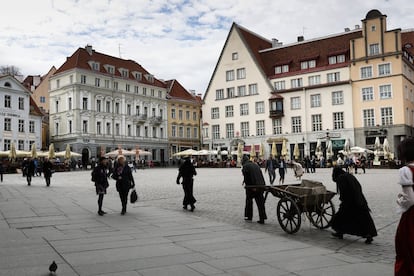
[308,200,335,229]
[277,197,301,234]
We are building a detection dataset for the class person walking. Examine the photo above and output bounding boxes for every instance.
[242,156,267,224]
[0,161,4,182]
[310,156,316,173]
[43,158,53,187]
[23,157,35,186]
[112,155,135,215]
[278,157,287,184]
[92,157,110,216]
[176,156,197,211]
[264,155,277,185]
[331,167,377,244]
[395,138,414,275]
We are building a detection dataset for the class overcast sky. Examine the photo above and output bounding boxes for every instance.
[1,0,413,94]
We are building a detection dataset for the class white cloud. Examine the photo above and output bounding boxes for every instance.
[1,0,413,94]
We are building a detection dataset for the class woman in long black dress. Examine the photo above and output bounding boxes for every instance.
[176,157,197,211]
[43,158,53,187]
[331,167,377,244]
[112,155,135,215]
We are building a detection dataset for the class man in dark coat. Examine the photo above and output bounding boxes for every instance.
[92,157,109,216]
[23,158,35,186]
[43,158,53,187]
[242,156,267,224]
[176,156,197,211]
[112,155,135,215]
[331,167,377,244]
[264,155,277,185]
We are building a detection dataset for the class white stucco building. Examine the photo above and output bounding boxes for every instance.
[0,75,43,151]
[49,45,168,162]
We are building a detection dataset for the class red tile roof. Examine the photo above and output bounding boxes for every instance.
[29,95,44,117]
[402,30,414,56]
[166,79,200,105]
[259,30,362,79]
[54,46,166,88]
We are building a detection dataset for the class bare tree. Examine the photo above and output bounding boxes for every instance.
[0,65,21,76]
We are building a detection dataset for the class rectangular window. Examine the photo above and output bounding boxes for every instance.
[327,72,340,83]
[274,80,286,90]
[106,122,111,135]
[226,70,234,81]
[153,127,157,138]
[333,112,344,129]
[216,89,224,100]
[55,122,59,136]
[95,78,100,87]
[55,100,59,112]
[291,97,301,110]
[310,94,321,108]
[29,121,35,133]
[18,97,24,110]
[291,116,302,133]
[227,87,235,98]
[4,95,11,108]
[275,64,289,74]
[68,120,72,134]
[82,97,88,110]
[329,54,346,64]
[308,75,321,86]
[236,68,246,79]
[127,104,131,116]
[171,125,176,137]
[171,108,176,119]
[211,107,219,119]
[179,110,183,120]
[369,43,380,56]
[3,139,10,151]
[255,101,265,114]
[158,91,162,98]
[151,89,155,97]
[363,109,375,127]
[136,125,141,137]
[221,105,233,118]
[97,122,102,135]
[185,110,190,120]
[143,87,147,95]
[232,52,238,60]
[106,101,111,113]
[83,120,88,133]
[18,119,24,132]
[115,123,120,136]
[256,120,265,136]
[105,79,110,88]
[249,83,258,95]
[226,123,234,138]
[312,114,322,131]
[179,126,183,138]
[378,63,391,76]
[134,86,139,93]
[115,102,120,114]
[301,60,316,70]
[360,66,373,79]
[291,78,303,88]
[241,122,249,137]
[212,125,220,139]
[113,82,118,90]
[56,79,60,89]
[126,84,130,92]
[18,140,24,150]
[379,84,392,99]
[237,85,246,96]
[68,97,72,110]
[128,125,132,136]
[193,111,197,121]
[381,107,393,125]
[240,103,249,116]
[145,126,149,137]
[332,91,343,105]
[96,99,101,112]
[70,75,73,84]
[81,75,86,84]
[272,119,282,135]
[40,96,46,103]
[193,127,198,138]
[362,87,374,101]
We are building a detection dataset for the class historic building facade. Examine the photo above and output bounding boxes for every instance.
[166,80,202,157]
[0,75,43,152]
[202,10,414,160]
[49,45,168,162]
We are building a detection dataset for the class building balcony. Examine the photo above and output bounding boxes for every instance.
[149,116,163,125]
[269,109,284,118]
[134,114,147,123]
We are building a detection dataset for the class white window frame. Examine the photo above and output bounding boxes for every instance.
[380,107,393,126]
[379,84,392,99]
[369,43,380,56]
[332,91,343,105]
[291,116,302,133]
[256,120,265,136]
[225,105,234,117]
[255,101,265,114]
[241,122,249,137]
[274,80,286,91]
[362,108,375,127]
[308,75,321,86]
[211,107,219,119]
[290,97,301,110]
[236,68,246,79]
[310,94,321,108]
[360,66,373,79]
[226,123,234,138]
[215,89,224,100]
[272,119,282,135]
[333,112,344,130]
[362,87,374,101]
[311,114,322,131]
[378,63,391,76]
[226,70,234,81]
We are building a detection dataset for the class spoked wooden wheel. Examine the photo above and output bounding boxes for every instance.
[277,197,301,234]
[308,200,335,229]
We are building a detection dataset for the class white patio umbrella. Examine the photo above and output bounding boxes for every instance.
[383,138,391,160]
[343,138,351,156]
[55,150,81,158]
[281,139,288,157]
[315,139,323,159]
[173,149,198,157]
[271,141,277,158]
[350,146,374,154]
[293,143,300,160]
[259,143,265,158]
[48,143,55,159]
[31,143,38,158]
[326,140,333,160]
[105,149,135,158]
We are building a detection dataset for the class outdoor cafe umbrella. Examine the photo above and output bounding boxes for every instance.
[259,143,265,158]
[135,145,140,160]
[343,138,351,156]
[105,149,135,158]
[374,136,381,157]
[383,138,391,160]
[237,142,243,167]
[326,140,333,160]
[173,149,198,157]
[31,143,38,158]
[48,143,56,159]
[271,141,277,158]
[249,145,256,160]
[315,139,323,159]
[65,144,71,159]
[9,142,16,160]
[293,143,300,160]
[281,139,288,157]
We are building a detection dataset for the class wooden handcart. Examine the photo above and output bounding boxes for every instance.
[247,180,336,234]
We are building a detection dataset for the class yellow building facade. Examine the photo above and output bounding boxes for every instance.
[350,9,414,154]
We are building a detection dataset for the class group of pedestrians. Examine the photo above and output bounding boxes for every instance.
[264,155,287,185]
[21,157,54,187]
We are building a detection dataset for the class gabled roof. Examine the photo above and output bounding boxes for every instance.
[260,30,362,78]
[402,30,414,56]
[0,74,32,94]
[166,79,200,105]
[203,23,273,100]
[54,46,165,88]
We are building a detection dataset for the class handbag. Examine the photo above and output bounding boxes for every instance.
[130,188,138,203]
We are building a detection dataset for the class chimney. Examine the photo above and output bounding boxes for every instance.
[189,89,196,96]
[272,38,283,48]
[355,24,360,29]
[297,36,304,42]
[344,27,351,32]
[85,45,93,55]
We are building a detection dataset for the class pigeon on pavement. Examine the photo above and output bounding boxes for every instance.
[49,261,57,274]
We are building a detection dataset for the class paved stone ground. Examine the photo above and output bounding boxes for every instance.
[0,167,397,275]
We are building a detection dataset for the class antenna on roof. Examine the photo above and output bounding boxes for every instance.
[118,43,122,58]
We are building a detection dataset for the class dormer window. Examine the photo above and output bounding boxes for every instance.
[88,61,100,71]
[328,54,346,65]
[300,60,316,70]
[104,65,115,74]
[145,74,154,83]
[275,64,289,74]
[120,69,129,78]
[132,71,142,81]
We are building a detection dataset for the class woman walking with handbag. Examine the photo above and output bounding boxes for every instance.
[112,155,135,215]
[176,156,197,211]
